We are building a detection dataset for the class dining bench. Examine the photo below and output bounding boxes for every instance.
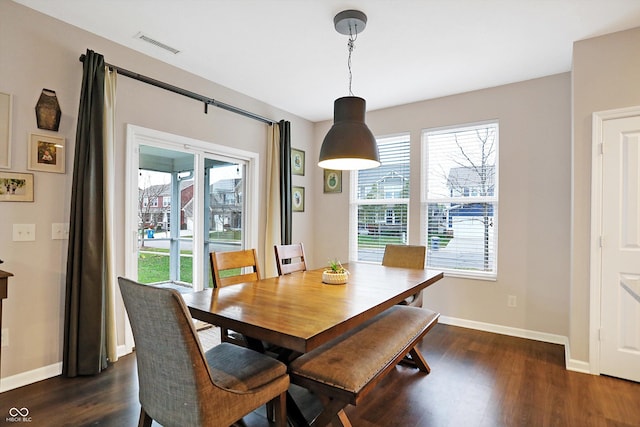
[288,305,440,427]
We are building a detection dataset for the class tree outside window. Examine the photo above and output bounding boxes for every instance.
[422,122,498,278]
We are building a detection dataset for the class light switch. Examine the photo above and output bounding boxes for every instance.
[51,223,69,240]
[13,224,36,241]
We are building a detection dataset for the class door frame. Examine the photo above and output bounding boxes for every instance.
[589,105,640,374]
[123,124,260,351]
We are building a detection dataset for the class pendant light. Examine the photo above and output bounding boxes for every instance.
[318,10,380,170]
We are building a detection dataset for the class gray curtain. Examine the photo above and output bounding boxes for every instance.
[279,120,292,245]
[63,49,107,376]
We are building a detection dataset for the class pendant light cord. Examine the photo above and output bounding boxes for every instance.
[347,26,358,96]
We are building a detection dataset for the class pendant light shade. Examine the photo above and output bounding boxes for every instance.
[318,96,380,170]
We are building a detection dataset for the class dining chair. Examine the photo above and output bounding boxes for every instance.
[210,248,262,288]
[274,242,307,275]
[118,277,289,427]
[210,249,262,347]
[381,244,426,307]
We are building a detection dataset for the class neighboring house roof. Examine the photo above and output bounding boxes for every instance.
[212,178,242,192]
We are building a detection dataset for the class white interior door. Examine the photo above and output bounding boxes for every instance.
[600,114,640,382]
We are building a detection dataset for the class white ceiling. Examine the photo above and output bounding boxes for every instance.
[14,0,640,122]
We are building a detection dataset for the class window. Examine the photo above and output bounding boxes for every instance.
[422,122,498,279]
[350,134,410,263]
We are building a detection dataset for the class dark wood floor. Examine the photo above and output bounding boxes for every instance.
[1,324,638,427]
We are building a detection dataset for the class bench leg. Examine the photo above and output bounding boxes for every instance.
[310,398,349,427]
[408,347,431,373]
[333,409,352,427]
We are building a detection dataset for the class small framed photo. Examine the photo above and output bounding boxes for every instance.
[292,186,305,212]
[0,92,11,169]
[0,172,34,202]
[291,148,305,176]
[28,132,65,174]
[323,169,342,193]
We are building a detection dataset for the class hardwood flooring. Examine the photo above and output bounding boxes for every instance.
[0,324,638,426]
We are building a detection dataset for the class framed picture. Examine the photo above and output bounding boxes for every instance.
[0,172,34,202]
[291,148,305,176]
[28,132,65,173]
[0,92,11,169]
[292,186,305,212]
[323,169,342,193]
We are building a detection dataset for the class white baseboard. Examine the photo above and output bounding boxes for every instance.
[117,344,133,358]
[0,362,62,393]
[0,345,134,393]
[438,315,592,374]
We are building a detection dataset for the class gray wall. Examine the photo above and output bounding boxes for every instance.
[571,26,640,362]
[0,1,315,381]
[313,73,573,340]
[2,0,639,384]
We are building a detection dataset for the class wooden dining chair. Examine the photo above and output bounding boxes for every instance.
[381,244,426,307]
[118,277,289,427]
[210,249,262,347]
[210,248,262,288]
[274,243,307,275]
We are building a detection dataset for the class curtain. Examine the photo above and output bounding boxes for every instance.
[279,120,292,245]
[264,124,282,277]
[103,66,118,363]
[63,49,107,376]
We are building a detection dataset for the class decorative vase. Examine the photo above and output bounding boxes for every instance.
[35,88,61,131]
[322,270,348,285]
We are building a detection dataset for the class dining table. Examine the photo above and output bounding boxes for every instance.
[183,262,443,353]
[182,262,444,426]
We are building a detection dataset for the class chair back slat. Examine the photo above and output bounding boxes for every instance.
[274,243,307,276]
[210,249,261,288]
[381,245,426,269]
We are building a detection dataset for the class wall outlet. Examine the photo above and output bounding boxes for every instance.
[507,295,517,308]
[1,328,8,347]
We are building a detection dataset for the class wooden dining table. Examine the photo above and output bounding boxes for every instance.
[183,262,444,354]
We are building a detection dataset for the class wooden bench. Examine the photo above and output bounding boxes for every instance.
[288,306,440,427]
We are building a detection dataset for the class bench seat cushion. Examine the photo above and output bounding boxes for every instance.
[289,306,438,399]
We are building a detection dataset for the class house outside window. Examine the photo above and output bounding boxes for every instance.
[350,134,410,263]
[422,121,498,279]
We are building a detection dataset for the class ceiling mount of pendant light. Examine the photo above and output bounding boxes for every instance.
[318,9,380,171]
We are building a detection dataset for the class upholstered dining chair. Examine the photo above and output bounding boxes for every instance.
[381,244,426,307]
[118,277,289,427]
[210,249,262,347]
[274,242,307,275]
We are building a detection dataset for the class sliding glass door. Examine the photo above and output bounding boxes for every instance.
[126,125,258,291]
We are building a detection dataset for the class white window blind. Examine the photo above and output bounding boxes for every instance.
[422,122,498,278]
[350,134,410,263]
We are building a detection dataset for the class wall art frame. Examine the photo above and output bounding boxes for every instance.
[323,169,342,193]
[291,148,305,176]
[292,186,305,212]
[28,132,65,174]
[0,171,34,202]
[0,92,11,169]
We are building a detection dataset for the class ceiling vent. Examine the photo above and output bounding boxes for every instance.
[135,32,180,54]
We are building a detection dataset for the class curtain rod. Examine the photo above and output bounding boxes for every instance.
[79,54,277,126]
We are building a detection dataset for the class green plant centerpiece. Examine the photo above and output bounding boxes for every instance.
[322,259,349,285]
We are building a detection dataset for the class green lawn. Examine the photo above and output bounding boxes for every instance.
[138,248,234,287]
[357,235,405,248]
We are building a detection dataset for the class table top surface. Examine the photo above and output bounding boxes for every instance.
[183,263,443,353]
